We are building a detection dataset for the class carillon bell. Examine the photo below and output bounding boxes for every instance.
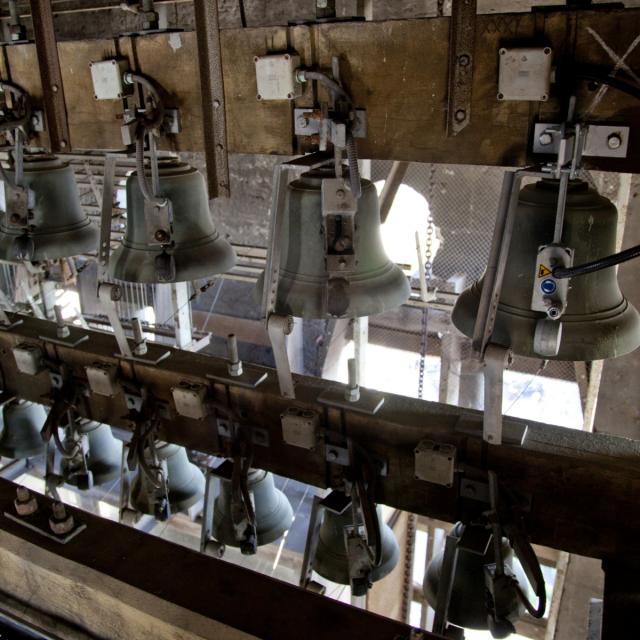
[130,442,204,516]
[61,420,122,490]
[424,522,527,633]
[452,179,640,360]
[0,155,98,261]
[109,159,236,283]
[212,468,293,548]
[257,168,410,318]
[0,400,47,459]
[313,506,399,588]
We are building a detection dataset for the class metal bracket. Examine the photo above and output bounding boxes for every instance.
[200,471,225,557]
[446,0,477,136]
[325,443,388,476]
[454,413,528,447]
[317,386,385,416]
[144,198,173,246]
[4,507,86,544]
[483,344,512,445]
[266,314,296,399]
[0,310,23,331]
[98,155,118,280]
[533,123,630,159]
[216,418,269,447]
[531,244,573,320]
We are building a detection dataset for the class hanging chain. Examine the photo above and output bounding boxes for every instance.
[418,165,436,399]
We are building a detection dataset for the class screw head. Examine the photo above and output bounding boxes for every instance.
[154,229,169,243]
[539,132,553,146]
[607,133,622,150]
[327,449,338,461]
[51,84,59,93]
[454,109,466,123]
[458,54,470,67]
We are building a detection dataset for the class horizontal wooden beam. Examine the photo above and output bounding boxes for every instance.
[1,7,640,170]
[0,477,426,640]
[0,314,639,561]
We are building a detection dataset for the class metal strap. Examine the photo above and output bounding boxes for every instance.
[267,314,295,399]
[97,283,133,358]
[98,155,117,280]
[483,344,511,445]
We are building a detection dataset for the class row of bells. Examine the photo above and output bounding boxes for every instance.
[0,401,399,587]
[2,157,638,356]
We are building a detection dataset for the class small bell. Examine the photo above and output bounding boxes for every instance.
[452,179,640,360]
[257,168,410,318]
[424,522,527,632]
[212,468,293,548]
[61,420,122,490]
[0,400,47,459]
[0,155,98,261]
[130,442,204,516]
[109,159,236,283]
[313,506,400,589]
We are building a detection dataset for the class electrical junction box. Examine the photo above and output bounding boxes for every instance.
[254,54,302,101]
[498,47,553,102]
[12,343,44,376]
[414,439,456,487]
[90,59,130,100]
[281,406,320,449]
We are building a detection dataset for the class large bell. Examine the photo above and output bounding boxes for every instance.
[130,442,204,515]
[424,522,527,632]
[452,179,640,360]
[212,468,293,547]
[0,400,47,459]
[109,159,236,283]
[257,168,410,318]
[61,420,122,489]
[0,155,98,261]
[313,506,400,588]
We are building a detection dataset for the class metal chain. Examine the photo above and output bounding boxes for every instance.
[418,165,436,399]
[401,513,417,623]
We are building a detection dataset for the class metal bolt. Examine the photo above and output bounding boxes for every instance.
[14,486,37,516]
[335,189,345,200]
[54,304,70,339]
[154,229,169,243]
[458,54,470,67]
[213,99,221,109]
[454,109,466,123]
[539,132,553,146]
[51,84,58,93]
[607,133,622,150]
[226,333,243,377]
[49,501,75,535]
[327,448,339,462]
[132,317,148,356]
[297,116,309,129]
[59,140,67,149]
[345,357,360,403]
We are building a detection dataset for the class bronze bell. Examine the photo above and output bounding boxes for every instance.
[130,442,204,515]
[109,159,236,283]
[212,468,293,548]
[452,179,640,360]
[0,155,98,261]
[313,506,400,589]
[0,400,47,459]
[61,420,122,489]
[257,168,410,318]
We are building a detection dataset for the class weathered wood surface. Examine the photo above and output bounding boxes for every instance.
[0,480,427,640]
[0,314,639,561]
[0,8,639,168]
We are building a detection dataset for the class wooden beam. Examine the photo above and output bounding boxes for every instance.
[0,314,639,560]
[2,8,640,169]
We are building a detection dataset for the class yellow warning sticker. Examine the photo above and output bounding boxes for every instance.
[538,264,552,278]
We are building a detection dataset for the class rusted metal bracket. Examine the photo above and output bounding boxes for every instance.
[29,0,70,151]
[194,0,230,198]
[446,0,477,136]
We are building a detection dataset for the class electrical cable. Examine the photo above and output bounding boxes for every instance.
[135,128,166,206]
[571,65,640,102]
[553,243,640,279]
[299,70,353,105]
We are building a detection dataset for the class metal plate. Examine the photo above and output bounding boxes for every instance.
[498,47,552,101]
[4,511,86,544]
[533,123,630,158]
[116,346,171,366]
[38,326,90,348]
[317,387,384,415]
[206,364,267,389]
[455,413,528,446]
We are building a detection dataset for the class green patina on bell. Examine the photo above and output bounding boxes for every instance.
[313,506,399,588]
[0,400,47,459]
[0,155,98,261]
[424,522,527,632]
[452,179,640,360]
[130,442,204,515]
[257,168,410,318]
[61,420,122,489]
[212,468,293,547]
[109,159,236,283]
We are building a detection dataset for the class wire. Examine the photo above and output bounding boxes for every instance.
[553,243,640,279]
[572,66,640,102]
[135,128,166,206]
[299,70,353,105]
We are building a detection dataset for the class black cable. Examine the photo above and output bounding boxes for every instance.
[572,66,640,102]
[553,243,640,279]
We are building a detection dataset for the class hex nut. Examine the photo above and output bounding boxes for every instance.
[228,361,243,377]
[49,502,75,535]
[14,487,37,516]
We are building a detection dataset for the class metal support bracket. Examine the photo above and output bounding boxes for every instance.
[446,0,477,136]
[98,155,118,280]
[483,344,512,445]
[267,314,296,399]
[317,386,385,415]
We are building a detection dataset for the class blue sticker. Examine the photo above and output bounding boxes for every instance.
[541,279,557,295]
